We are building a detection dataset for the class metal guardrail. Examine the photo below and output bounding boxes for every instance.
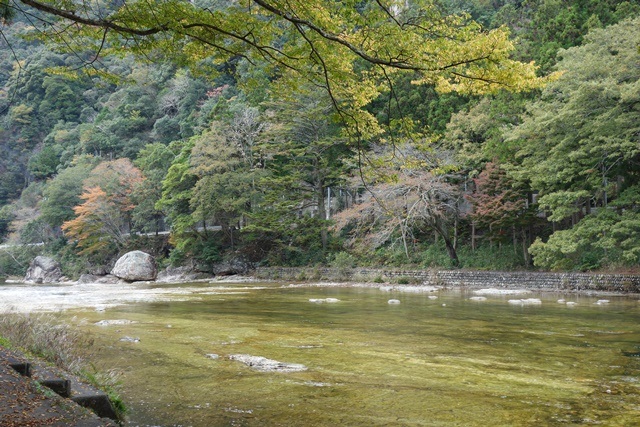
[0,226,224,249]
[0,242,45,249]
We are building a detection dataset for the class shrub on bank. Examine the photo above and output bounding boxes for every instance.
[0,313,127,421]
[0,245,42,278]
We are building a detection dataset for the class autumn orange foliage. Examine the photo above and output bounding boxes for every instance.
[62,159,144,255]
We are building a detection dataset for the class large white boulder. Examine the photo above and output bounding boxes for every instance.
[111,251,157,281]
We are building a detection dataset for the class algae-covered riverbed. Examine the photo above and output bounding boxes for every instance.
[2,281,640,426]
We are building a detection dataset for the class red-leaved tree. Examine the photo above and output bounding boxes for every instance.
[466,161,532,264]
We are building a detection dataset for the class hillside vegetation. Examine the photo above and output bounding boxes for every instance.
[0,0,638,277]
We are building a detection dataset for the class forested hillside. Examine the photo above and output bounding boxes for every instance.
[0,0,638,277]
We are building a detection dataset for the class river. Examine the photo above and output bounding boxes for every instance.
[1,279,639,426]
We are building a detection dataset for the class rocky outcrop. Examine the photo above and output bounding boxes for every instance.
[111,251,157,282]
[24,256,63,284]
[211,256,254,276]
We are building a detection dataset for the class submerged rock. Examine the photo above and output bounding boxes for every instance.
[24,256,63,284]
[308,298,340,304]
[111,251,157,282]
[94,319,137,326]
[229,354,307,372]
[379,285,439,293]
[475,288,531,295]
[508,298,542,305]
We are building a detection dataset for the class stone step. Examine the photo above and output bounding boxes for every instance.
[2,347,118,424]
[32,365,72,397]
[29,362,118,420]
[6,354,32,377]
[70,379,118,420]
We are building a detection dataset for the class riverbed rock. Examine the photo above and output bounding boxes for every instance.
[88,265,109,276]
[474,288,531,295]
[156,266,212,283]
[94,319,137,326]
[111,251,157,282]
[308,298,340,304]
[379,285,439,293]
[211,256,254,276]
[508,298,542,305]
[229,354,308,372]
[24,256,63,284]
[77,274,120,284]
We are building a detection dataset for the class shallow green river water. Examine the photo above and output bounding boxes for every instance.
[60,283,640,426]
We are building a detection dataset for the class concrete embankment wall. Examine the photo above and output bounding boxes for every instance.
[256,267,640,293]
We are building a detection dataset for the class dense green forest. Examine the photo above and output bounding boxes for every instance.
[0,0,638,277]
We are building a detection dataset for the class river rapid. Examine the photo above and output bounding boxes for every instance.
[1,279,639,426]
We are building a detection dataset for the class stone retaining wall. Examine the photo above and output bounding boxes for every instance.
[256,267,640,293]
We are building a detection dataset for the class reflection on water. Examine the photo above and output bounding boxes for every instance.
[40,283,640,425]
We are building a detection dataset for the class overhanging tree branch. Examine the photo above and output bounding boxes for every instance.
[18,0,168,36]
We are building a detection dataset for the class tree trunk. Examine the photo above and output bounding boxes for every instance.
[521,227,531,267]
[453,214,458,251]
[471,222,476,251]
[401,221,410,261]
[316,178,327,250]
[489,224,493,249]
[434,221,459,266]
[443,235,459,266]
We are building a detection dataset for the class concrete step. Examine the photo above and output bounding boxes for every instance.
[70,379,118,420]
[32,366,72,397]
[2,356,118,422]
[1,346,118,426]
[6,354,32,377]
[27,360,118,420]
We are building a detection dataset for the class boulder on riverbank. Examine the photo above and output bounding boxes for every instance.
[24,256,63,284]
[111,251,157,282]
